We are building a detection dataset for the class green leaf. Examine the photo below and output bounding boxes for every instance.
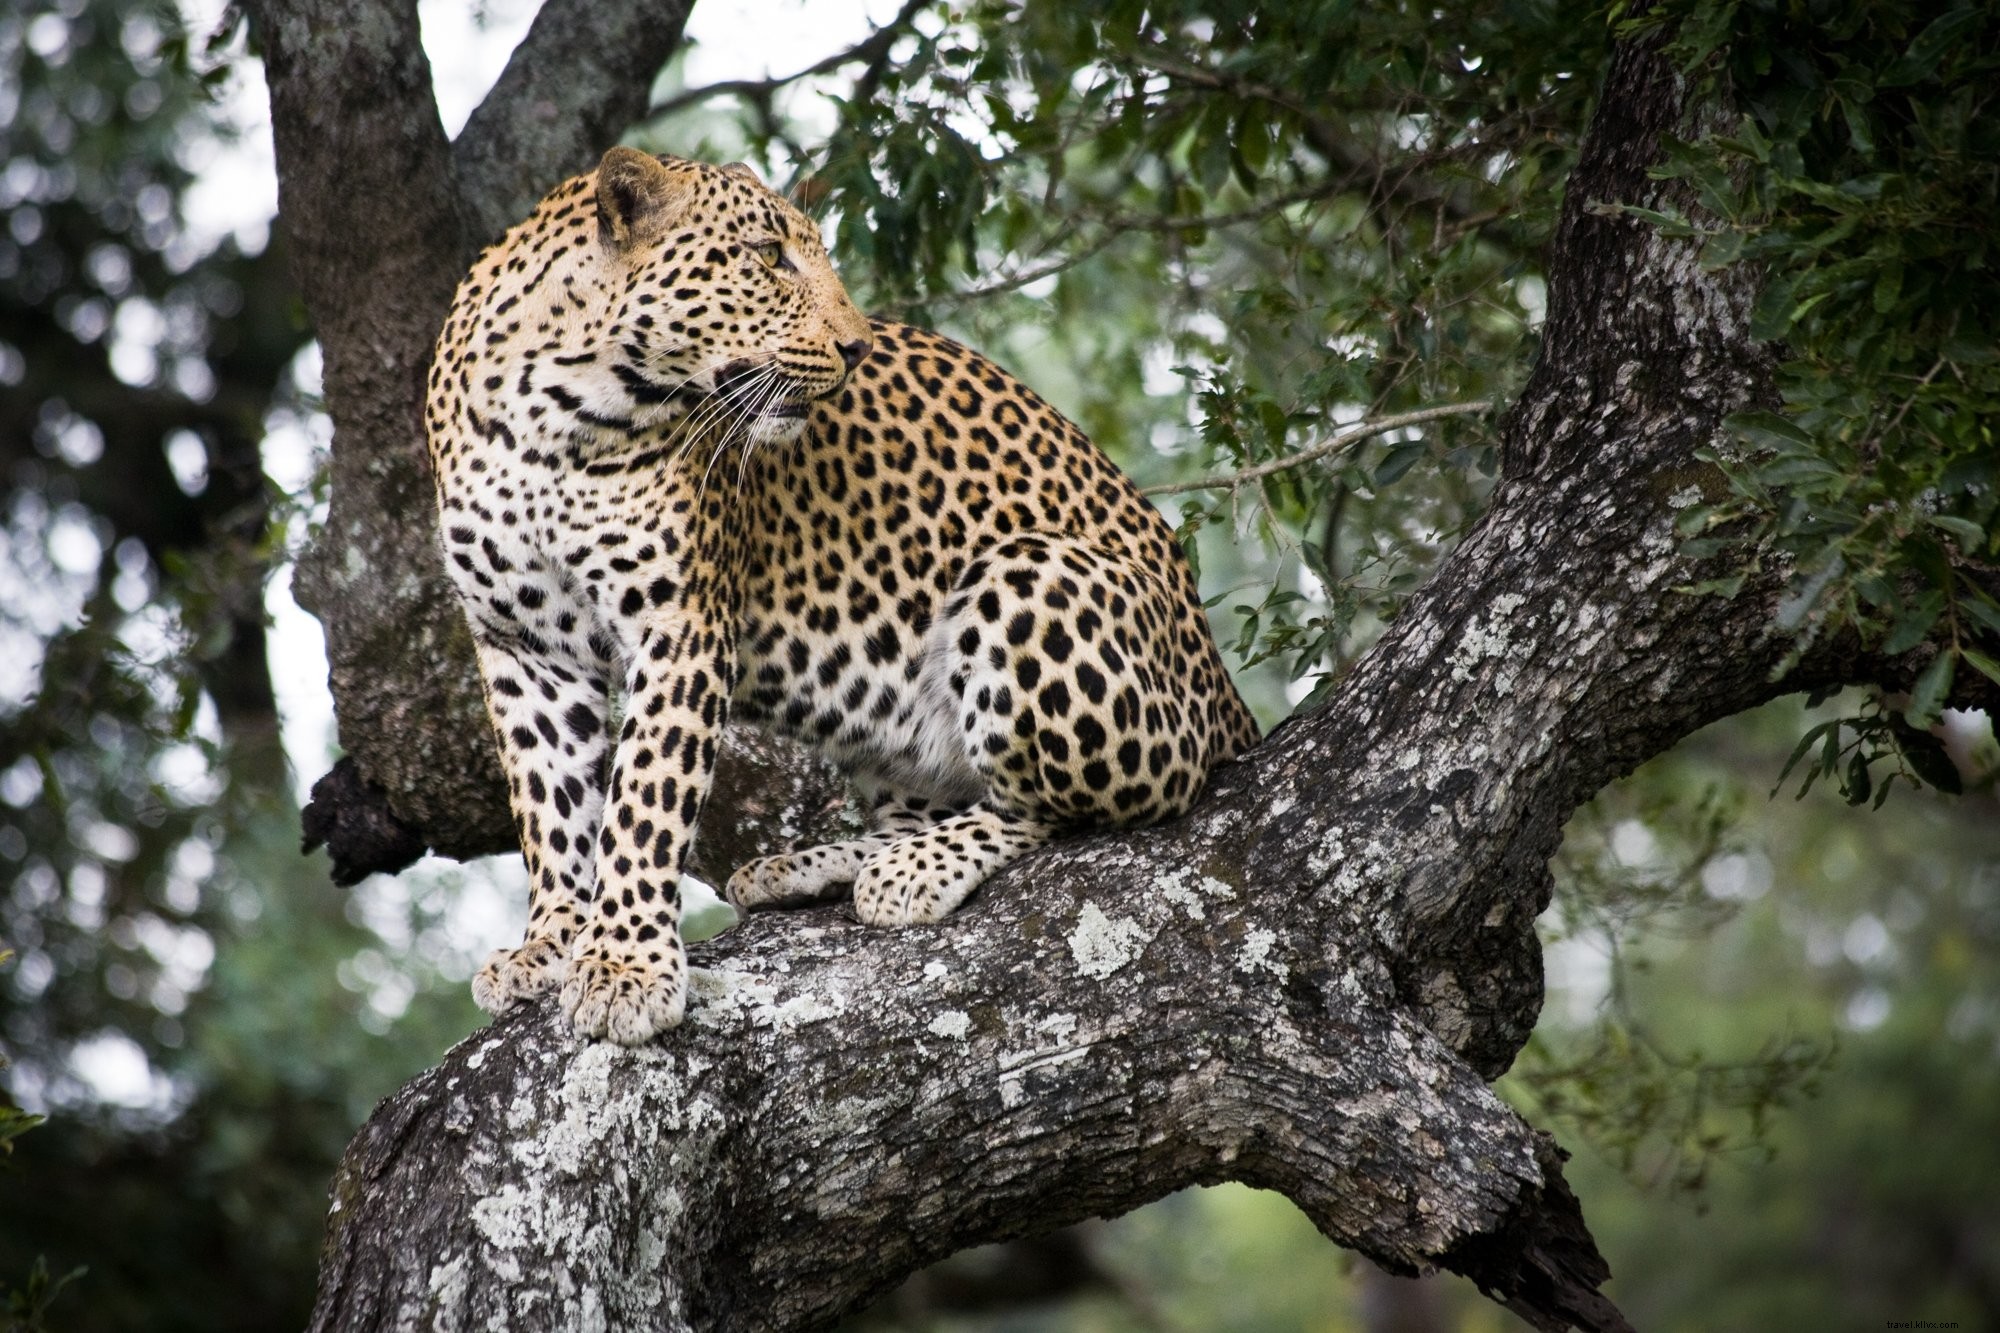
[1927,514,1991,553]
[1844,751,1872,806]
[1373,442,1426,486]
[1750,273,1800,341]
[1753,456,1841,487]
[1962,647,2000,688]
[1959,589,2000,637]
[1699,229,1745,269]
[1904,651,1955,729]
[1881,594,1943,655]
[1871,260,1904,315]
[1774,720,1836,796]
[1616,205,1700,237]
[1839,97,1874,155]
[1897,726,1963,795]
[1680,573,1747,598]
[1726,410,1813,452]
[1879,8,1987,87]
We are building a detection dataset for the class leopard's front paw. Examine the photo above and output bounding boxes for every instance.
[560,948,686,1045]
[472,935,569,1015]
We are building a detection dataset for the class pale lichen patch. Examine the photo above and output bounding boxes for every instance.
[686,966,842,1031]
[464,1035,505,1071]
[1157,867,1239,919]
[471,1185,534,1251]
[1157,867,1203,917]
[1447,592,1528,683]
[1066,902,1152,979]
[1237,927,1289,982]
[1198,875,1237,902]
[927,1009,971,1041]
[1307,826,1347,879]
[422,1252,468,1329]
[1037,1011,1079,1042]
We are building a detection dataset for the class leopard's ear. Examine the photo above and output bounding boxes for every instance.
[720,161,762,185]
[595,147,694,249]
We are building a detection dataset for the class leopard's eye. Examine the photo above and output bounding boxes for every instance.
[751,241,790,271]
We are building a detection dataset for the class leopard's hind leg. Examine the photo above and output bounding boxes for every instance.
[851,807,1055,926]
[726,787,966,911]
[848,533,1211,928]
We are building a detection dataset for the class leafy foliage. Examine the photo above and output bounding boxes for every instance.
[1,1257,86,1333]
[1510,779,1833,1193]
[1633,2,2000,730]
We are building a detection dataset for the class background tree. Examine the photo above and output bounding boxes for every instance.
[0,2,482,1327]
[2,0,1994,1330]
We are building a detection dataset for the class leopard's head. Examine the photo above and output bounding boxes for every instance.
[590,147,872,445]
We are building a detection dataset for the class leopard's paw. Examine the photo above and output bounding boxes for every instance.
[560,948,686,1045]
[853,857,949,927]
[726,847,857,912]
[724,853,796,911]
[471,935,569,1015]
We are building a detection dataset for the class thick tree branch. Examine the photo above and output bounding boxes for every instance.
[641,0,927,127]
[248,0,511,858]
[312,874,1612,1332]
[452,0,694,246]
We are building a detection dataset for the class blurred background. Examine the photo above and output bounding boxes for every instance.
[2,1,1995,1330]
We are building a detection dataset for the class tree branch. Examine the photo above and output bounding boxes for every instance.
[640,0,928,127]
[247,0,515,858]
[888,180,1361,316]
[1121,45,1540,248]
[1139,401,1495,498]
[452,0,694,246]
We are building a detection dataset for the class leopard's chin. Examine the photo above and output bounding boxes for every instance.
[749,408,812,445]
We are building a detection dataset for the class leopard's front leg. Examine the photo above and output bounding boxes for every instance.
[465,620,615,1017]
[562,607,735,1045]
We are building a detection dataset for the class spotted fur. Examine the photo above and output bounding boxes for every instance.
[426,148,1259,1044]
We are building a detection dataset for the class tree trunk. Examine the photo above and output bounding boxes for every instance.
[244,4,1993,1330]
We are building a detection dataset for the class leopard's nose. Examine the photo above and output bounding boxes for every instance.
[836,338,870,372]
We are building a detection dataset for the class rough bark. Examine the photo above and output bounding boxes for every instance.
[250,5,1996,1332]
[451,0,693,246]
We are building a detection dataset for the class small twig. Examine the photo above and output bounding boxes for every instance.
[887,179,1346,314]
[1141,401,1495,498]
[644,0,928,123]
[1860,354,1947,463]
[1098,177,1347,234]
[913,230,1111,308]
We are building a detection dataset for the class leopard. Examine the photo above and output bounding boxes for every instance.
[426,147,1260,1045]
